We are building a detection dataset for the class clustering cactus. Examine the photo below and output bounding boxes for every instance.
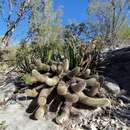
[20,58,110,124]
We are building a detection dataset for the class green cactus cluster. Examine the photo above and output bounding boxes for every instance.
[19,58,110,124]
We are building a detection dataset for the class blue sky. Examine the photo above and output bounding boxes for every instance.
[1,0,129,43]
[0,0,88,43]
[53,0,88,24]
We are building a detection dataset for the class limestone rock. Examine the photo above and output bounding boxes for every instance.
[104,77,120,95]
[0,103,61,130]
[0,83,16,102]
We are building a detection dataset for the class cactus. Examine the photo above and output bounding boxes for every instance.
[38,88,54,106]
[38,96,47,106]
[88,82,100,97]
[18,58,110,124]
[32,69,59,86]
[57,64,63,74]
[70,77,86,93]
[67,67,81,78]
[34,59,50,72]
[51,64,57,72]
[86,78,97,87]
[78,92,110,107]
[85,78,100,97]
[80,69,91,79]
[65,92,79,103]
[25,88,38,97]
[63,59,69,72]
[35,106,45,120]
[57,81,68,96]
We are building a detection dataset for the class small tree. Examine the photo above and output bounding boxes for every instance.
[0,0,30,49]
[28,0,64,59]
[87,0,129,46]
[16,0,64,71]
[117,23,130,41]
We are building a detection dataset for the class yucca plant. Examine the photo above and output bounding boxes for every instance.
[64,31,81,70]
[64,30,101,74]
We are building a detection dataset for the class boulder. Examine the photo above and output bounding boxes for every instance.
[103,46,130,95]
[103,77,120,95]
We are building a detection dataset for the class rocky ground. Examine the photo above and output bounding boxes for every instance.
[0,68,130,130]
[0,69,61,130]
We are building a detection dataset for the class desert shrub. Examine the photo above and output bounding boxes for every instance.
[4,45,18,66]
[0,45,18,72]
[16,40,64,73]
[16,44,33,73]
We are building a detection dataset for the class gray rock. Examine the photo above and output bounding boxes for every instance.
[0,103,61,130]
[90,124,97,130]
[0,82,16,102]
[104,77,120,95]
[0,75,7,86]
[106,127,115,130]
[0,77,61,130]
[118,95,130,103]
